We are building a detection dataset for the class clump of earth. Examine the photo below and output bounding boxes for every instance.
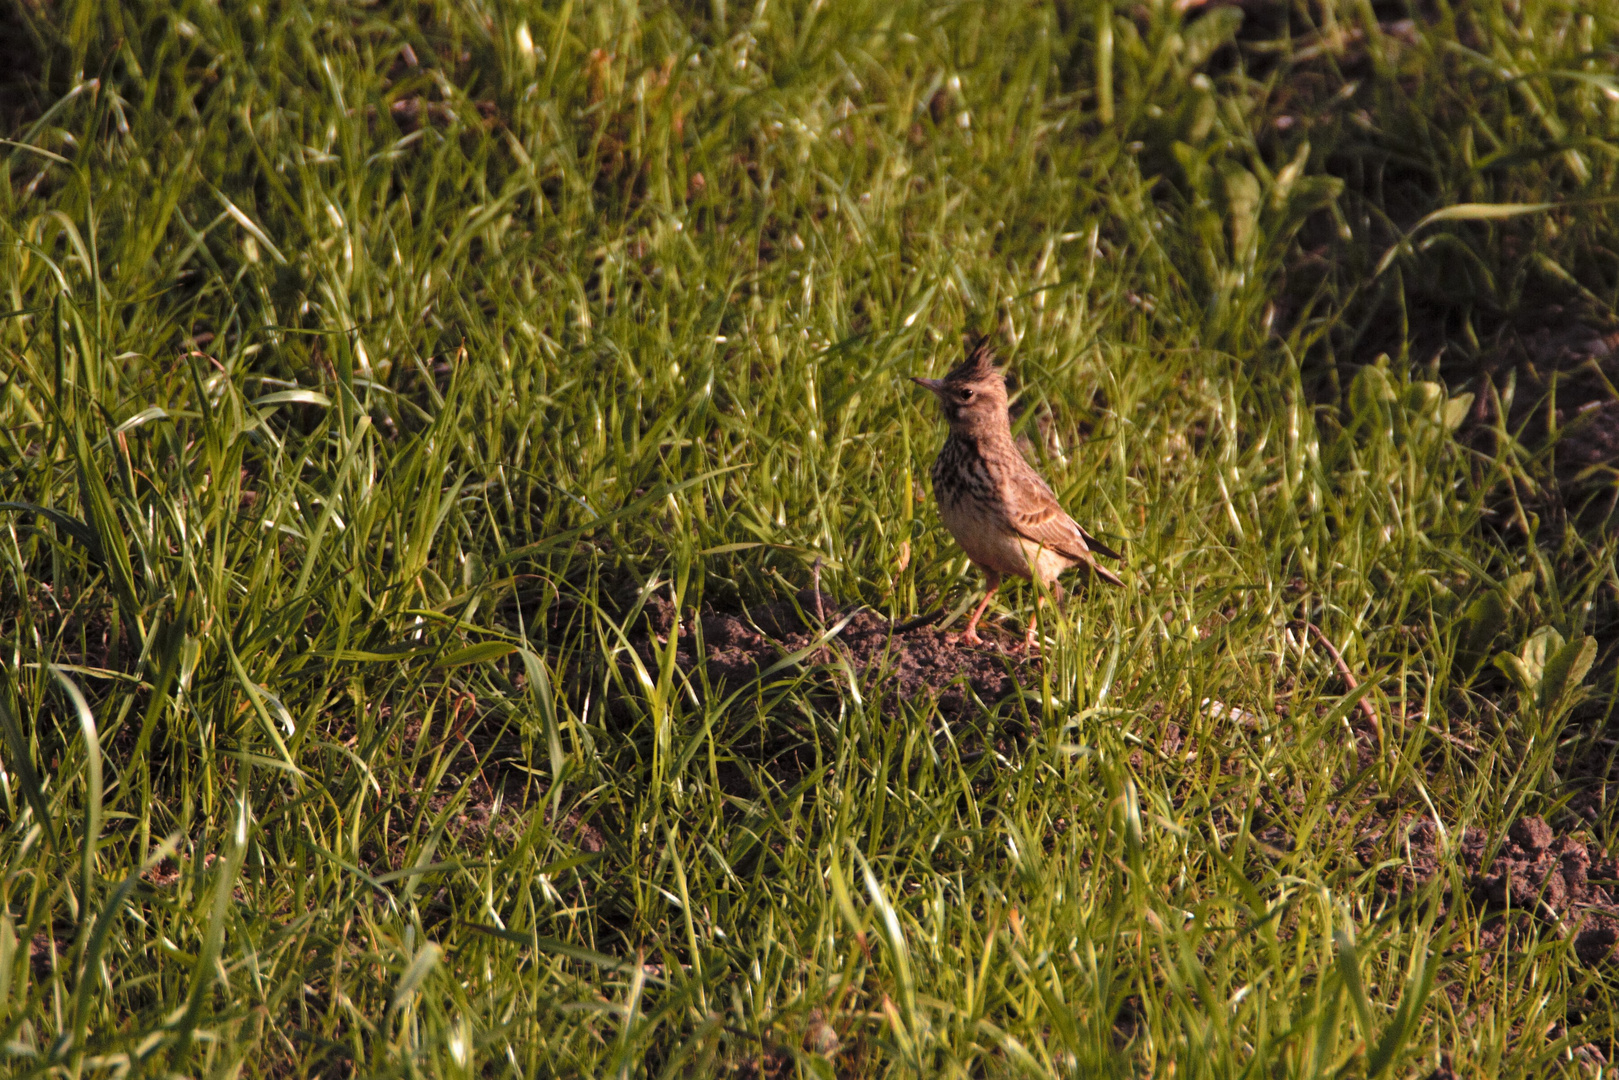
[1370,815,1619,967]
[635,589,1034,721]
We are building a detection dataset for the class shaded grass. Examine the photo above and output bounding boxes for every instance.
[1,0,1617,1075]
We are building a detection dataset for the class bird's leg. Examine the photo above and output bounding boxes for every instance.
[959,570,1001,646]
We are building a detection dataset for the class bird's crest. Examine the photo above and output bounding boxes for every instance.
[944,335,1000,384]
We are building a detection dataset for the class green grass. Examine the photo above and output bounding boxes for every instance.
[2,0,1617,1075]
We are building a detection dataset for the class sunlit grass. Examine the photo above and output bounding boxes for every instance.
[1,0,1616,1076]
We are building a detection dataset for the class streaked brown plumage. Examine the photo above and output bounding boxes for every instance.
[914,340,1123,647]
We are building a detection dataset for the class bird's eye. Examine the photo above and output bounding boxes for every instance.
[958,388,974,401]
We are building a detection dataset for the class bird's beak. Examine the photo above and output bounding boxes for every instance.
[911,377,945,395]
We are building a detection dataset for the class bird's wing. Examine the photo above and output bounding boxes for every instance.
[1003,469,1125,584]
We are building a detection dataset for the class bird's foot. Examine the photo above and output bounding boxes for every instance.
[947,628,987,648]
[997,631,1041,656]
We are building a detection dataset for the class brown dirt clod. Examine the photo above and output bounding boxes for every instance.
[1371,815,1619,967]
[633,590,1034,722]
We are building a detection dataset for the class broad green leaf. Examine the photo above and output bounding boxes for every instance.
[1182,6,1243,67]
[1539,634,1596,712]
[1443,392,1476,431]
[1457,591,1507,674]
[1519,625,1564,686]
[1220,162,1262,263]
[1493,651,1533,693]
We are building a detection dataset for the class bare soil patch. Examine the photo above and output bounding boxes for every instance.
[635,589,1036,723]
[1368,815,1619,967]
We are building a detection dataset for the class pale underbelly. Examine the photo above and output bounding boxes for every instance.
[938,498,1073,584]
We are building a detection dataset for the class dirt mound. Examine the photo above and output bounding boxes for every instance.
[636,590,1034,721]
[1370,815,1619,966]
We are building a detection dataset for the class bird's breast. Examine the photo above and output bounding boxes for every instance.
[931,438,1028,577]
[930,437,998,501]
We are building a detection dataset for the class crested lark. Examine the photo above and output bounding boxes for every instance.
[914,340,1123,647]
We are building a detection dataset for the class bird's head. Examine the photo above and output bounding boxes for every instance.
[912,338,1009,436]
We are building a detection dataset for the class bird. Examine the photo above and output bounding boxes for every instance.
[913,339,1123,648]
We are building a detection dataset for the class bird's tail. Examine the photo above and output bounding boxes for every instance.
[1077,524,1125,564]
[1087,558,1125,588]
